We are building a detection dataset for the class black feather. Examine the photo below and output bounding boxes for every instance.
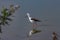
[31,18,41,22]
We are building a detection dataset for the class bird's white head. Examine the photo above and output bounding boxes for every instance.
[27,13,30,16]
[27,13,30,17]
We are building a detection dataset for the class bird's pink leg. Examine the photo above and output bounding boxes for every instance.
[32,23,37,29]
[32,23,34,28]
[33,24,36,29]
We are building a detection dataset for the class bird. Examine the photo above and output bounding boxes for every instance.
[26,13,41,28]
[52,32,58,40]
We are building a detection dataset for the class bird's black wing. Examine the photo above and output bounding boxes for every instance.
[31,18,41,22]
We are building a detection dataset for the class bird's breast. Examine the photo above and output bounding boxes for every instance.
[30,19,34,23]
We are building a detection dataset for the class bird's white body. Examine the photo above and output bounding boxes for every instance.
[29,17,34,23]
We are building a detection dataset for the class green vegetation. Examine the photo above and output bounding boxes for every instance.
[0,4,20,33]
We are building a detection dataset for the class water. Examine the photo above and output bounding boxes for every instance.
[0,0,60,40]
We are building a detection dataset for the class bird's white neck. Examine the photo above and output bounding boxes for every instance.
[27,14,31,19]
[27,13,31,20]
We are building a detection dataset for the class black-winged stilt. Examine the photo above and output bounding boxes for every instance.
[26,13,41,28]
